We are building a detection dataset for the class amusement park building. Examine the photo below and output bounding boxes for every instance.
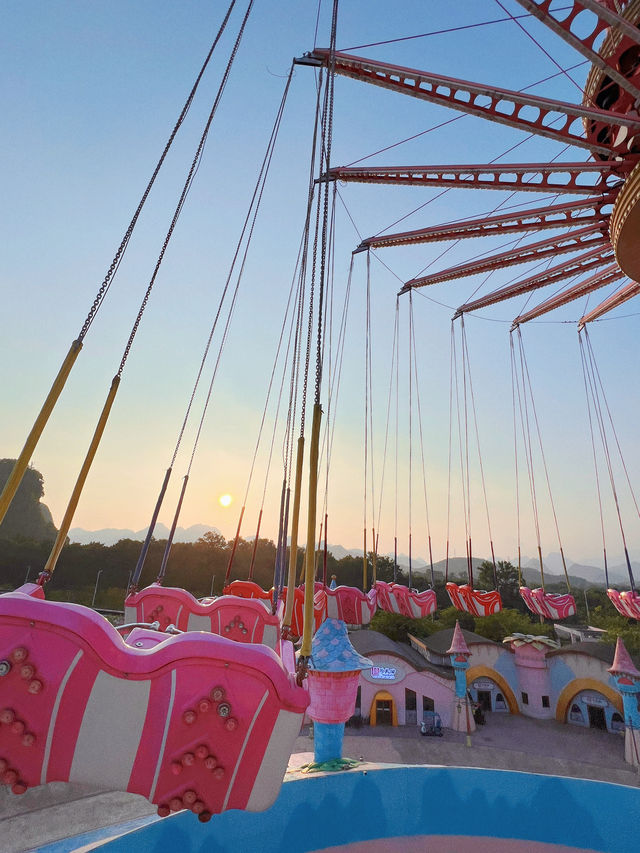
[349,628,628,736]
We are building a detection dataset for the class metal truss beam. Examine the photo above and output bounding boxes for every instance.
[513,0,640,101]
[578,279,640,328]
[511,264,624,326]
[326,161,632,194]
[358,196,614,250]
[306,50,640,154]
[453,245,615,316]
[401,224,609,291]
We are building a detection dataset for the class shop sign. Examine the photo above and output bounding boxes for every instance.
[582,692,608,708]
[371,665,397,680]
[473,680,494,690]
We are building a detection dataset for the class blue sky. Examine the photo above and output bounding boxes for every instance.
[2,1,640,572]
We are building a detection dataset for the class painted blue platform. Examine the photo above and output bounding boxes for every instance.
[35,765,640,853]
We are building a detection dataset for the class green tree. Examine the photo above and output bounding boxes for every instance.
[470,608,553,643]
[476,560,523,610]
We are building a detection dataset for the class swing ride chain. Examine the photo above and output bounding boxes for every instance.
[115,0,254,380]
[314,0,339,406]
[77,0,238,342]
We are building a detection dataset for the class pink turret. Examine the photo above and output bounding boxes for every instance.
[608,636,640,679]
[446,620,471,659]
[607,637,640,767]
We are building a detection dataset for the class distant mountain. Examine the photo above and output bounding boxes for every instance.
[68,523,221,546]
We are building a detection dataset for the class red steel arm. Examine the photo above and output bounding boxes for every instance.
[513,0,640,100]
[358,196,614,250]
[401,224,609,291]
[307,50,640,154]
[452,245,615,316]
[578,279,640,329]
[326,161,633,194]
[511,264,624,326]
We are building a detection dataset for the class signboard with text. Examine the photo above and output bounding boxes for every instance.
[371,665,397,680]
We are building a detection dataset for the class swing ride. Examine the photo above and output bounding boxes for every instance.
[3,2,640,848]
[305,0,640,621]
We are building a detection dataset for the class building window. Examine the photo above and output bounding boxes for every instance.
[405,689,417,725]
[521,692,529,705]
[569,703,584,724]
[542,695,550,708]
[611,712,625,733]
[422,695,434,713]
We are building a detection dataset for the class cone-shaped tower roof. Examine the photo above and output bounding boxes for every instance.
[446,620,471,657]
[608,636,640,678]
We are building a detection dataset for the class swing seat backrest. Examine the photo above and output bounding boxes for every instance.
[531,588,576,620]
[222,580,272,601]
[446,582,472,613]
[519,586,549,618]
[446,582,501,617]
[607,588,640,620]
[324,585,376,625]
[125,586,280,649]
[391,584,437,618]
[519,586,576,620]
[374,581,401,614]
[207,596,281,651]
[459,585,502,617]
[0,589,308,819]
[280,586,325,638]
[125,583,207,631]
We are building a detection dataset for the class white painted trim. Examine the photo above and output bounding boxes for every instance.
[222,689,269,811]
[149,668,177,800]
[41,650,84,785]
[246,710,303,811]
[69,671,151,789]
[262,625,278,650]
[187,613,212,632]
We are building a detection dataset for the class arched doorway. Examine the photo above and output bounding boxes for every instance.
[556,679,623,730]
[369,690,398,727]
[466,665,519,714]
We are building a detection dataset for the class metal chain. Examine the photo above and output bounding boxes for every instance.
[314,0,339,405]
[78,0,238,341]
[116,0,254,379]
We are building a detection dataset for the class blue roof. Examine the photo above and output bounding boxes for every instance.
[309,618,373,672]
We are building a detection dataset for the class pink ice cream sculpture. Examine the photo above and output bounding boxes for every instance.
[305,618,372,764]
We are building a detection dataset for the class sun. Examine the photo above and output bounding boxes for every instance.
[219,494,233,508]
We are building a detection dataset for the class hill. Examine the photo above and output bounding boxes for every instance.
[68,523,221,546]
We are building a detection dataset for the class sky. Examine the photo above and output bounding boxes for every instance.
[2,1,640,573]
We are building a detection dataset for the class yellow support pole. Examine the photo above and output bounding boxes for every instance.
[283,436,304,632]
[300,403,322,658]
[0,339,82,527]
[43,376,120,577]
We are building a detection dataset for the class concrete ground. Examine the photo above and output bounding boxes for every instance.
[5,714,639,852]
[293,713,640,787]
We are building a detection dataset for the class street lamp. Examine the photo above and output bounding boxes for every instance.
[24,565,31,584]
[92,569,103,608]
[210,573,216,598]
